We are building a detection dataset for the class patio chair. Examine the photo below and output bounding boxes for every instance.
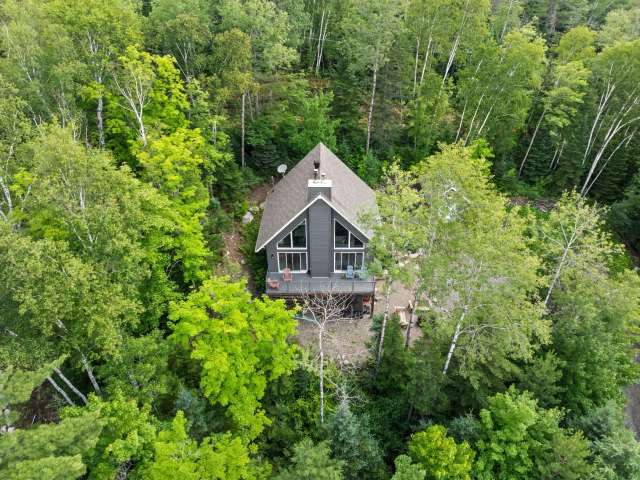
[345,265,355,279]
[267,277,280,290]
[282,268,293,282]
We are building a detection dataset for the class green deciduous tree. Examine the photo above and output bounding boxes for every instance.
[457,27,546,159]
[142,411,254,480]
[408,425,474,479]
[45,0,142,146]
[412,144,547,390]
[392,455,426,480]
[62,393,157,479]
[137,128,216,284]
[216,0,297,72]
[474,387,592,480]
[550,267,640,416]
[169,277,297,439]
[15,126,176,327]
[519,26,595,177]
[340,0,403,153]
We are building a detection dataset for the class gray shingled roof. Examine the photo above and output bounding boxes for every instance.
[255,143,377,251]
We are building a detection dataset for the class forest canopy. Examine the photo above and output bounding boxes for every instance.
[1,0,640,479]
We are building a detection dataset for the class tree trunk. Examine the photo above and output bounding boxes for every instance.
[137,113,147,147]
[96,94,105,147]
[545,243,570,307]
[241,92,246,168]
[404,289,420,349]
[518,107,547,178]
[319,328,325,423]
[375,280,392,373]
[443,317,464,375]
[366,62,378,154]
[547,0,557,40]
[419,35,433,88]
[80,353,101,395]
[413,36,420,96]
[54,368,88,404]
[47,377,76,406]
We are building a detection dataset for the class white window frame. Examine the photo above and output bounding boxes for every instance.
[334,251,365,273]
[278,251,308,273]
[277,220,307,250]
[276,220,307,272]
[333,219,364,250]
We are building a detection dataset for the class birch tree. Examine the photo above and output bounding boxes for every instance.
[518,26,595,177]
[299,292,352,423]
[0,360,103,480]
[363,164,422,370]
[46,0,141,147]
[0,227,135,394]
[340,0,402,153]
[111,46,157,147]
[0,76,32,227]
[538,190,617,307]
[456,26,546,157]
[412,144,546,387]
[579,40,640,196]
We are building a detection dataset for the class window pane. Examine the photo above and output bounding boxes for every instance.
[301,253,307,270]
[335,221,348,248]
[278,234,291,248]
[355,253,363,269]
[278,253,286,269]
[292,253,301,271]
[292,223,306,248]
[351,235,363,248]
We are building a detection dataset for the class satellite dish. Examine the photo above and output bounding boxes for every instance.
[277,164,288,175]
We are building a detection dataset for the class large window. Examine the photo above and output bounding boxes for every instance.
[334,252,364,272]
[334,220,364,249]
[277,220,307,272]
[278,252,307,272]
[278,221,306,248]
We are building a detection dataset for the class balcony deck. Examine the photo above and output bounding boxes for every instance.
[265,272,376,296]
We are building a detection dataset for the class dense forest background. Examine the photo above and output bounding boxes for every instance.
[2,0,640,479]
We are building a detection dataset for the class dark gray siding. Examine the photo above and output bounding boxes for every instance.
[308,200,332,277]
[264,201,369,277]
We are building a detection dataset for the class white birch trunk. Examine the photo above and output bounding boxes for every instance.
[366,62,378,154]
[518,107,547,178]
[80,353,101,395]
[96,94,105,147]
[47,377,76,406]
[442,315,464,375]
[375,280,392,372]
[54,368,88,404]
[545,240,571,307]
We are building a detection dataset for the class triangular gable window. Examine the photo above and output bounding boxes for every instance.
[334,220,364,249]
[277,220,306,249]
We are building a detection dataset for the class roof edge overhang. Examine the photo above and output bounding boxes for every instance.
[255,194,372,252]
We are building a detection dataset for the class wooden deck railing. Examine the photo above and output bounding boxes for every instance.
[266,275,376,294]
